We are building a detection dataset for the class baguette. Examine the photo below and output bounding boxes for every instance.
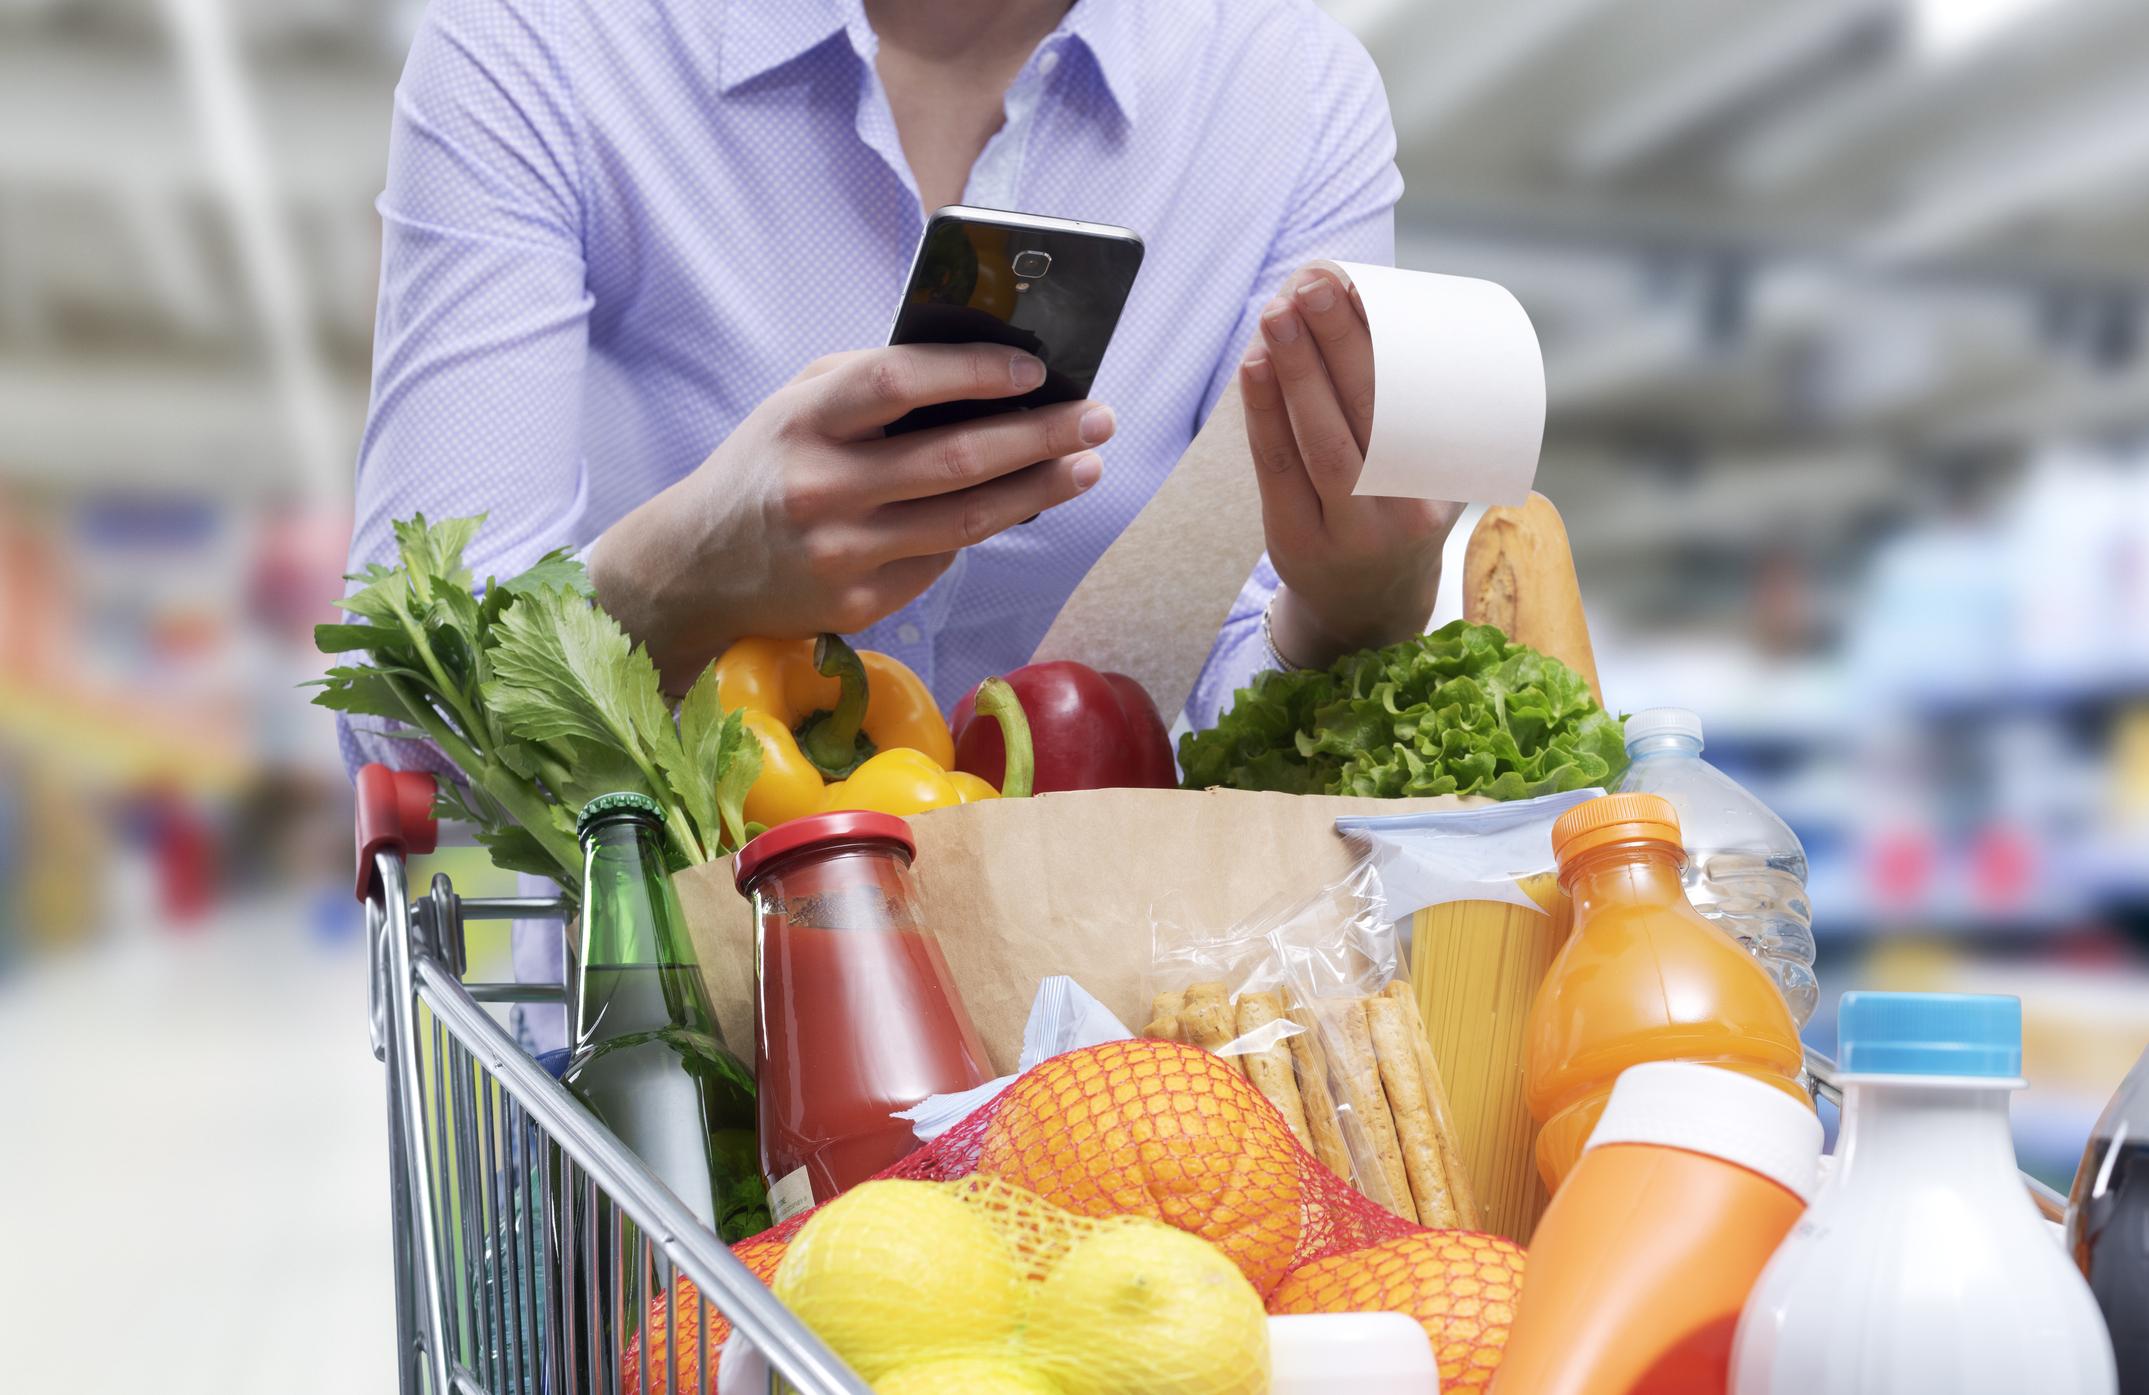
[1381,981,1482,1230]
[1143,989,1187,1042]
[1234,992,1314,1153]
[1286,1005,1358,1181]
[1367,994,1460,1228]
[1323,1000,1416,1220]
[1462,491,1603,704]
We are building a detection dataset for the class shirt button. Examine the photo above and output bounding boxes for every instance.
[1039,49,1060,75]
[897,623,923,646]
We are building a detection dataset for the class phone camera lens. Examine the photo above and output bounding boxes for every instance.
[1011,249,1053,279]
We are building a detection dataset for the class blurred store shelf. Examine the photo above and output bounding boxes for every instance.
[0,354,368,492]
[0,676,251,791]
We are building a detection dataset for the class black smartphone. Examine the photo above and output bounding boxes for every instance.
[884,205,1145,436]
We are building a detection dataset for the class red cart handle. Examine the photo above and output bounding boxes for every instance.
[355,764,439,899]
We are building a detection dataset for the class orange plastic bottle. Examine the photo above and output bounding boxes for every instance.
[1524,792,1810,1190]
[1495,1061,1822,1395]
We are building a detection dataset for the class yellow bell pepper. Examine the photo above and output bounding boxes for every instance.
[717,634,1030,829]
[944,770,1001,803]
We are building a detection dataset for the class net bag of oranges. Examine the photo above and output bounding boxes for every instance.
[630,1039,1524,1393]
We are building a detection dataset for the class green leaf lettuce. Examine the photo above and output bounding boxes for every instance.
[1179,620,1627,800]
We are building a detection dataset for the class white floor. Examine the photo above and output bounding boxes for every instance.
[1,902,397,1392]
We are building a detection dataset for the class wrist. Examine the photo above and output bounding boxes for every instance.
[588,499,728,692]
[1270,582,1434,670]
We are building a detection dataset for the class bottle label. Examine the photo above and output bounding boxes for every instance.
[769,1165,817,1224]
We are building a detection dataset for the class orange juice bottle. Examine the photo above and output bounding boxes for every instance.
[1524,792,1810,1191]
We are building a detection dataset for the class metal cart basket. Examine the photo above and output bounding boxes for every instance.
[358,766,872,1395]
[356,766,2071,1395]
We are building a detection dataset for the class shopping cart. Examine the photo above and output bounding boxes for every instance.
[356,765,2076,1395]
[357,765,873,1395]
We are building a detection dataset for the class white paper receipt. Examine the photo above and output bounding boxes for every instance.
[1334,262,1545,505]
[767,1165,816,1224]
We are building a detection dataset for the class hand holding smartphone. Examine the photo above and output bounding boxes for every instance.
[885,206,1144,438]
[586,209,1141,686]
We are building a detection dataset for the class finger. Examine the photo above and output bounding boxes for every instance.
[791,350,863,385]
[865,398,1115,503]
[868,452,1104,561]
[1240,344,1322,550]
[806,343,1050,440]
[855,551,959,624]
[1259,296,1365,511]
[1292,266,1375,454]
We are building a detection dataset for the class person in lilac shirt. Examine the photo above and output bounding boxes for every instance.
[350,0,1462,1043]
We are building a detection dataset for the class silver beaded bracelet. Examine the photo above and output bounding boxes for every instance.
[1261,596,1305,672]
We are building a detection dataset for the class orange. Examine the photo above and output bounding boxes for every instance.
[973,1040,1307,1295]
[1266,1231,1525,1391]
[621,1230,789,1394]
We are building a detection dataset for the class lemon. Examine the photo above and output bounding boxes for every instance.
[772,1180,1023,1380]
[1029,1220,1269,1395]
[876,1357,1064,1395]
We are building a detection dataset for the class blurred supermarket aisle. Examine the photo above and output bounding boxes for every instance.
[0,898,394,1393]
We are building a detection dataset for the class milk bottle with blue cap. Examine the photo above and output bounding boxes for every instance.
[1731,992,2116,1395]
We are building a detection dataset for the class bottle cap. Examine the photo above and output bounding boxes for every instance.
[733,810,916,893]
[1551,792,1684,867]
[1838,991,2022,1080]
[575,790,664,836]
[1584,1061,1823,1201]
[1267,1314,1438,1394]
[1624,707,1704,751]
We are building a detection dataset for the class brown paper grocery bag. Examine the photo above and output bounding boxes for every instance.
[675,786,1465,1074]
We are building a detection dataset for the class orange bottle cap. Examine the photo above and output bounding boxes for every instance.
[1551,791,1684,866]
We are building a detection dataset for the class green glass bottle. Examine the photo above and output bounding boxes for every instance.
[564,792,768,1241]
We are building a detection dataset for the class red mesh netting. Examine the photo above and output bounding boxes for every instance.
[629,1039,1523,1393]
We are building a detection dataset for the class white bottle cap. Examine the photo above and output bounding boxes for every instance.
[1267,1313,1440,1394]
[1624,707,1705,747]
[1584,1061,1823,1202]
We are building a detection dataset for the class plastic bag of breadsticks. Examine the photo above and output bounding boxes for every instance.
[1336,789,1599,1241]
[1145,862,1479,1232]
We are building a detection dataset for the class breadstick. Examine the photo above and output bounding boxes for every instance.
[1286,1005,1357,1181]
[1383,980,1481,1229]
[1323,1000,1415,1220]
[1234,992,1313,1152]
[1367,993,1460,1228]
[1143,989,1186,1042]
[1179,982,1244,1072]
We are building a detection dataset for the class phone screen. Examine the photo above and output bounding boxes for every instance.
[885,213,1143,435]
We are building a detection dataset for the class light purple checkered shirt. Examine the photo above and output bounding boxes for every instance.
[343,0,1401,785]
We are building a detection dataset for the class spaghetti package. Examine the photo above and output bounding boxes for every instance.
[1148,863,1481,1232]
[1337,790,1598,1242]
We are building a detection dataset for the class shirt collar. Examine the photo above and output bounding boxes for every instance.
[717,0,1140,126]
[1059,0,1141,127]
[716,0,854,93]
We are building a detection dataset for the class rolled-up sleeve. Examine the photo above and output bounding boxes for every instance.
[342,0,593,773]
[1184,11,1402,732]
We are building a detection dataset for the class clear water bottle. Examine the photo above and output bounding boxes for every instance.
[1619,708,1819,1025]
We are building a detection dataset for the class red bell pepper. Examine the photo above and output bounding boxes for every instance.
[951,662,1177,792]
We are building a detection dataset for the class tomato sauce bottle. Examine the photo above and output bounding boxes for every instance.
[733,811,992,1220]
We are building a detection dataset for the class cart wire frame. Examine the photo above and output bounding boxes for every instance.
[358,765,872,1395]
